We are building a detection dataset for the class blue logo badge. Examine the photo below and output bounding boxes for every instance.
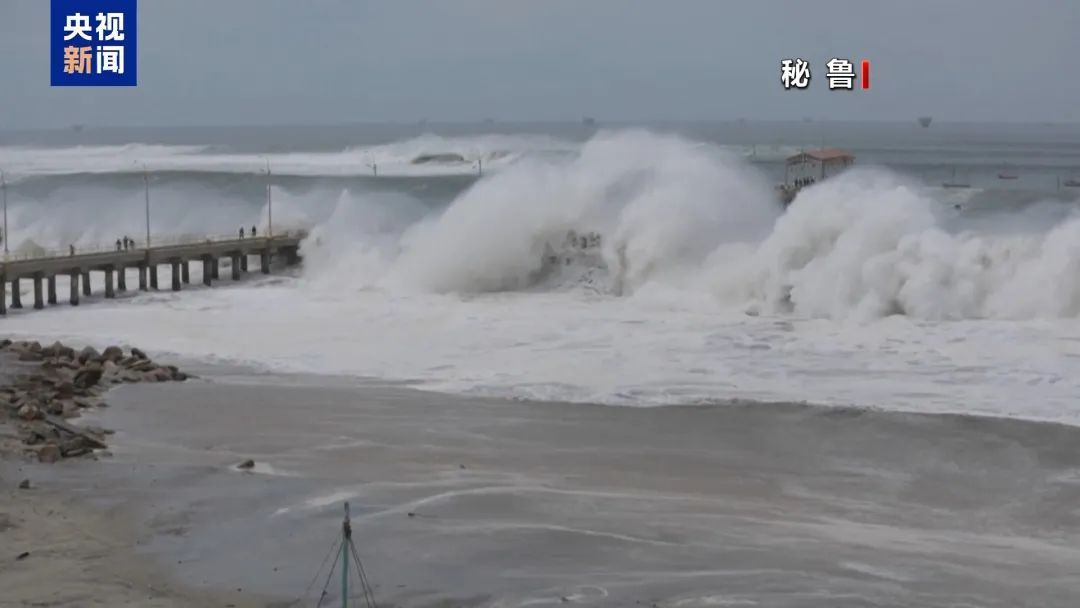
[51,0,137,86]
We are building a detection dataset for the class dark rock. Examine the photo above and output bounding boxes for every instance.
[77,346,100,364]
[130,347,148,360]
[60,438,91,458]
[73,366,104,389]
[0,339,11,349]
[18,479,30,490]
[72,396,101,409]
[16,551,29,561]
[45,400,64,416]
[27,341,42,353]
[36,444,61,464]
[56,381,74,398]
[237,459,255,469]
[61,400,80,418]
[101,346,124,362]
[17,404,43,421]
[17,351,43,362]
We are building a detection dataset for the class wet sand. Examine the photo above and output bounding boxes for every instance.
[4,369,1080,607]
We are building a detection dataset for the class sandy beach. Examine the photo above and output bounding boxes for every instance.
[4,364,1080,607]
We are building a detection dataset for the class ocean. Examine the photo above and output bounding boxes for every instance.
[5,121,1080,607]
[2,121,1080,421]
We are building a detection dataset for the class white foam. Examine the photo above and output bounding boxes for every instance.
[6,130,1080,425]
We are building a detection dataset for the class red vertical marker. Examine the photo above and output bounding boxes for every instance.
[861,59,871,90]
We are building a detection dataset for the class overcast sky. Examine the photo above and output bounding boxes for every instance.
[1,0,1077,128]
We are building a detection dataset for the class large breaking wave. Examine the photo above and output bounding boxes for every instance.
[301,130,1080,321]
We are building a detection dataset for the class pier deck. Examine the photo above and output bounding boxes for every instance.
[0,230,306,315]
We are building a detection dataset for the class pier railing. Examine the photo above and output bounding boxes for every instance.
[1,229,309,263]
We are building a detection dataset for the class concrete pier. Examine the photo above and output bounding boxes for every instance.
[1,231,304,316]
[33,275,44,310]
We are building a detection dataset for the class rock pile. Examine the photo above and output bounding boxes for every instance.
[0,339,191,463]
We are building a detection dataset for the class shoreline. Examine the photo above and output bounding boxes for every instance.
[3,343,1080,606]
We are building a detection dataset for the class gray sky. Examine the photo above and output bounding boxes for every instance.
[1,0,1077,128]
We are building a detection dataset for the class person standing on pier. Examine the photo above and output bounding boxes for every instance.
[69,244,75,256]
[115,238,122,251]
[251,225,257,237]
[239,226,245,239]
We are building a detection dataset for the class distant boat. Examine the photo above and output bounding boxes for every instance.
[582,117,597,127]
[942,167,970,188]
[917,116,932,128]
[1064,179,1080,188]
[71,124,84,133]
[997,173,1018,180]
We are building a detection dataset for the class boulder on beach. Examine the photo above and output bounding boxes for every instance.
[77,347,100,364]
[101,346,125,362]
[36,444,61,464]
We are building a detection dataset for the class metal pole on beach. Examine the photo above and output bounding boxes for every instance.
[342,502,351,608]
[264,158,273,238]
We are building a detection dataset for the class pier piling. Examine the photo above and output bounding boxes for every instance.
[82,271,91,296]
[47,275,57,305]
[181,260,190,284]
[33,275,44,310]
[69,271,79,306]
[117,266,126,292]
[171,260,181,291]
[11,278,22,309]
[149,265,158,290]
[105,268,115,299]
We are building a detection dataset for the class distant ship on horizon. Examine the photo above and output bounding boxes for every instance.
[918,116,932,128]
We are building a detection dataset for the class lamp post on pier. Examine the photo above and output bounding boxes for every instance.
[135,162,151,249]
[265,158,273,238]
[0,168,8,257]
